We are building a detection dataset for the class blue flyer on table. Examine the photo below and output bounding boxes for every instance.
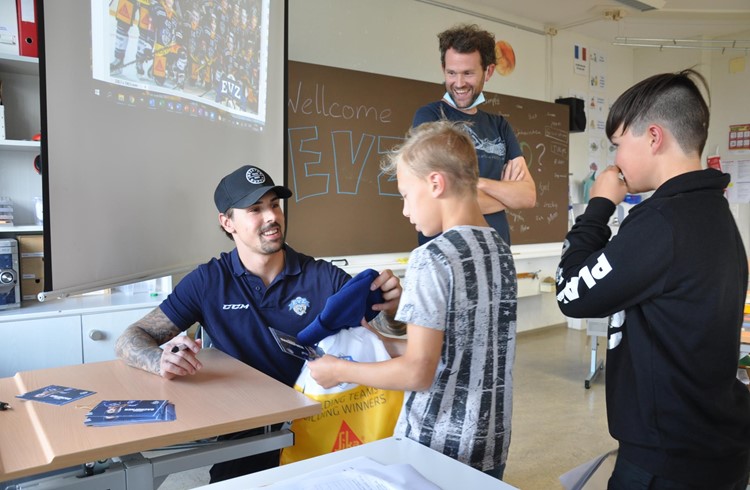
[84,399,176,426]
[16,385,95,406]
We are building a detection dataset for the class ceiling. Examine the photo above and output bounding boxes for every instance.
[453,0,750,43]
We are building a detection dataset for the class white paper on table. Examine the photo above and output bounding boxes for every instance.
[256,456,442,490]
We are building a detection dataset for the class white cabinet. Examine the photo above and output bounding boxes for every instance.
[0,293,161,377]
[0,315,81,376]
[81,307,153,364]
[0,53,41,233]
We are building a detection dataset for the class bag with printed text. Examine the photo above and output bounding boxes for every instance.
[280,327,404,464]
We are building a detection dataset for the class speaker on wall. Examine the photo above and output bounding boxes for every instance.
[555,97,586,133]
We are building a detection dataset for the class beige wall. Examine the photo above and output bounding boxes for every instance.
[287,0,749,329]
[288,0,637,204]
[289,0,548,99]
[290,0,749,200]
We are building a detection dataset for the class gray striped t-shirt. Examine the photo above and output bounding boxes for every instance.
[394,225,517,472]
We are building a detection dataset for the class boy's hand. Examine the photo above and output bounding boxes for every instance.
[591,166,628,205]
[370,269,402,317]
[307,355,343,389]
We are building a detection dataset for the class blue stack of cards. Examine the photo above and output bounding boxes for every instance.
[16,385,95,405]
[84,399,176,426]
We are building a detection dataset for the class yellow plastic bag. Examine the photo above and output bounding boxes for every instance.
[280,327,403,464]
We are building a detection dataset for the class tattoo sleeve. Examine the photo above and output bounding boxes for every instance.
[114,307,182,376]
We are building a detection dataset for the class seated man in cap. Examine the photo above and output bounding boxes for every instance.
[115,165,403,483]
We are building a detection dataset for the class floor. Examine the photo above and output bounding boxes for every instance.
[504,325,614,489]
[156,325,615,489]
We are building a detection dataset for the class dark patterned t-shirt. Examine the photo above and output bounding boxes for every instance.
[394,226,518,471]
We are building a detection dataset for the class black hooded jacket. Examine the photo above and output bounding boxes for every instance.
[557,169,750,485]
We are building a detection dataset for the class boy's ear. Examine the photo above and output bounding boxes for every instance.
[428,171,446,197]
[648,124,665,153]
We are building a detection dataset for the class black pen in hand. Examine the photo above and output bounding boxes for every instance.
[170,345,187,354]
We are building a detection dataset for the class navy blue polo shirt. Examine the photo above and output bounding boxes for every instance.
[160,245,350,387]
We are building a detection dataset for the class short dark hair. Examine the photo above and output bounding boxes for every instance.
[606,68,710,156]
[220,207,234,241]
[438,24,497,70]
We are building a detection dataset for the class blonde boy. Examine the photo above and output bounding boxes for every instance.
[309,120,518,479]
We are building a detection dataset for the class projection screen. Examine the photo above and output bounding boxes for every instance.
[38,0,286,298]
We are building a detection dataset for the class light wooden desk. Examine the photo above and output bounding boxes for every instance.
[0,348,319,486]
[197,436,518,490]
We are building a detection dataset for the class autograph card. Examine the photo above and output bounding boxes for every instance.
[16,385,95,406]
[84,399,176,426]
[269,326,324,361]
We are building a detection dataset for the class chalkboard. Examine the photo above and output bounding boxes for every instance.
[286,61,569,257]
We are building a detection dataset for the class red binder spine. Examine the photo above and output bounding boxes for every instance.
[16,0,37,58]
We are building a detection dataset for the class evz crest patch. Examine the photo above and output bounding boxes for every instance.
[246,167,266,184]
[288,297,310,316]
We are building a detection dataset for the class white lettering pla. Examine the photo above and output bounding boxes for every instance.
[558,254,612,303]
[557,276,580,302]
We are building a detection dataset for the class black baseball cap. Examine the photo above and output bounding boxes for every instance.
[214,165,292,213]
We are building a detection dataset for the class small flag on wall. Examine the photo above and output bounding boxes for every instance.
[574,44,588,75]
[575,45,587,61]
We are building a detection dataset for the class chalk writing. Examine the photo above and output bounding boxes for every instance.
[516,129,542,137]
[289,81,392,123]
[288,125,402,202]
[545,126,568,143]
[507,210,525,223]
[550,142,567,157]
[520,141,548,175]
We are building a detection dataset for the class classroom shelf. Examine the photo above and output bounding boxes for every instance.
[0,53,38,75]
[0,225,42,233]
[0,140,40,151]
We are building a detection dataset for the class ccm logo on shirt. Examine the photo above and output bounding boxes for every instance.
[223,304,250,310]
[557,253,612,304]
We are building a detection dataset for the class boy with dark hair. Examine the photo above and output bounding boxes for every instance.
[308,120,517,479]
[556,69,750,489]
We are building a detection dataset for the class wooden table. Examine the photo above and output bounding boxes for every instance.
[0,348,319,483]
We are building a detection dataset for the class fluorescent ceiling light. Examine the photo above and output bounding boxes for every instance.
[614,37,750,53]
[613,0,665,12]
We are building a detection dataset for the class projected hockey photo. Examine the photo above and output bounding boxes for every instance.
[91,0,269,128]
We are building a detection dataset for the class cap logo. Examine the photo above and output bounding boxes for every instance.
[246,167,266,185]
